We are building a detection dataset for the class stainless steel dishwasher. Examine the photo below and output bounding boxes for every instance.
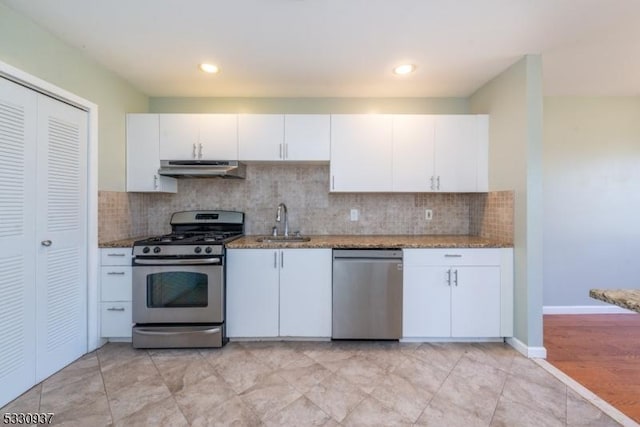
[332,249,403,340]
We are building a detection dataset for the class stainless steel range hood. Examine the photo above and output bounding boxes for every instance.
[158,160,246,179]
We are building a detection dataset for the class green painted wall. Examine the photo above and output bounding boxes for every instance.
[0,2,148,191]
[469,55,544,350]
[149,97,469,114]
[543,97,640,307]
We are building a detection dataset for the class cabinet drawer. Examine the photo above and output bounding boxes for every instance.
[100,267,132,301]
[403,248,502,266]
[100,302,132,338]
[101,248,132,265]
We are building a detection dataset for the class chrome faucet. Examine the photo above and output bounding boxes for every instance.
[275,203,289,237]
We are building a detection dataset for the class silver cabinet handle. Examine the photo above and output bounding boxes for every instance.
[279,143,283,159]
[193,143,197,158]
[280,250,284,268]
[453,269,458,286]
[430,176,435,190]
[107,253,126,257]
[41,240,52,247]
[446,269,451,286]
[285,143,288,159]
[445,254,462,258]
[332,176,335,190]
[274,251,277,268]
[198,143,203,159]
[437,176,441,190]
[107,307,125,312]
[154,174,158,189]
[107,271,126,276]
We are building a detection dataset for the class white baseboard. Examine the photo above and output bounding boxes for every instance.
[400,337,503,343]
[543,305,633,315]
[506,337,547,359]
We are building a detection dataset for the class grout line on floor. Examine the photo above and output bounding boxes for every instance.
[147,349,191,425]
[95,348,115,426]
[534,359,639,427]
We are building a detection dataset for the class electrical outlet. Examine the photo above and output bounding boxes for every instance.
[425,209,433,221]
[350,209,359,221]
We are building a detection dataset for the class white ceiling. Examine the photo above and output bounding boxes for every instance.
[4,0,640,97]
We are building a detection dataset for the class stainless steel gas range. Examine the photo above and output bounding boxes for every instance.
[131,210,244,348]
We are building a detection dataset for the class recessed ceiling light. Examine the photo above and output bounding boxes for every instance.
[393,64,416,76]
[199,63,219,74]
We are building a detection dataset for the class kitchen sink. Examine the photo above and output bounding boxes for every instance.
[255,236,311,243]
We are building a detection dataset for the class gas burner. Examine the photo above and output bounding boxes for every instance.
[132,210,244,257]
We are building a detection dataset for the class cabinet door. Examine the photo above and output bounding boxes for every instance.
[100,266,132,301]
[392,115,435,192]
[279,249,332,337]
[451,266,501,337]
[402,266,451,337]
[159,114,200,160]
[126,114,177,193]
[284,115,330,161]
[238,114,285,161]
[100,302,132,338]
[226,250,279,337]
[330,114,393,192]
[434,115,480,192]
[199,114,238,160]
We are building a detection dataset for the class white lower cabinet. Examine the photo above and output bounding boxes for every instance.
[100,248,133,338]
[227,249,332,338]
[403,248,513,339]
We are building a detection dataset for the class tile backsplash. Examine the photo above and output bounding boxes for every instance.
[99,164,514,244]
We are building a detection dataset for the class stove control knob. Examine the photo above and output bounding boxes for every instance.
[205,247,212,254]
[153,247,161,254]
[194,246,202,254]
[142,247,150,254]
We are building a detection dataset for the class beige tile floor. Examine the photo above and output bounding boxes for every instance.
[1,341,621,426]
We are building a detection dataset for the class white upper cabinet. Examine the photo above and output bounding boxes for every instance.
[126,114,177,193]
[392,115,436,192]
[159,114,238,161]
[434,115,488,192]
[330,114,393,192]
[283,115,330,161]
[238,114,330,161]
[329,114,487,193]
[238,114,285,161]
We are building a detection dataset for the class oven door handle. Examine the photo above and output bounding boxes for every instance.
[133,258,221,265]
[134,327,221,336]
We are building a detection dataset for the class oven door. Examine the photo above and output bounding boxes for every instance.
[132,263,223,324]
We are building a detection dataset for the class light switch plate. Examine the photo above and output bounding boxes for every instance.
[350,209,359,221]
[425,209,433,220]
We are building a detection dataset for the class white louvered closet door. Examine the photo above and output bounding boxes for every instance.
[35,95,88,381]
[0,78,38,406]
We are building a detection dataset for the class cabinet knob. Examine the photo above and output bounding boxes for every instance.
[41,240,52,247]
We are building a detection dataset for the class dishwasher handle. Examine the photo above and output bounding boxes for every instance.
[333,249,402,260]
